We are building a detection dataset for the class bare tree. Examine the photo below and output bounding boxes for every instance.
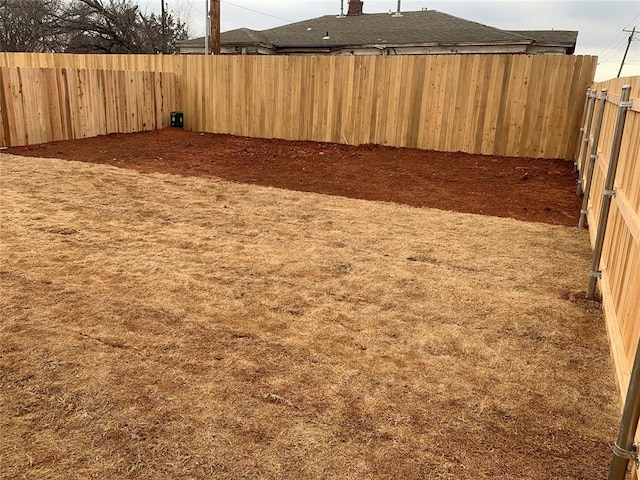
[63,0,188,53]
[0,0,189,54]
[0,0,65,52]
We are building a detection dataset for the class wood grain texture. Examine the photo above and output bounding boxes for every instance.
[0,67,177,147]
[583,77,640,475]
[0,53,596,159]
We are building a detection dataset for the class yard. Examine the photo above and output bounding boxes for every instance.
[9,129,582,226]
[0,133,619,479]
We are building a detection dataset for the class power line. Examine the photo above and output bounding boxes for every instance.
[599,42,630,63]
[168,0,290,37]
[623,12,640,30]
[183,0,207,17]
[221,1,292,23]
[598,13,640,59]
[599,32,629,60]
[598,25,638,63]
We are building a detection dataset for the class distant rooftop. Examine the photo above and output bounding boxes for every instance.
[178,9,577,54]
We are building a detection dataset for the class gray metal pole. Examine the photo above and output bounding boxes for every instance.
[573,88,591,173]
[205,0,210,54]
[586,85,632,299]
[577,91,597,195]
[608,336,640,480]
[578,89,608,228]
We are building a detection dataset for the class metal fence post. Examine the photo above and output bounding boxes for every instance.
[578,89,608,228]
[573,88,591,173]
[577,91,597,195]
[586,85,632,299]
[608,336,640,480]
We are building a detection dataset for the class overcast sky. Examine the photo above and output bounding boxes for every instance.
[147,0,639,82]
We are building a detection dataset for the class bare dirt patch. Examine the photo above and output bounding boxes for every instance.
[8,128,582,226]
[0,154,618,479]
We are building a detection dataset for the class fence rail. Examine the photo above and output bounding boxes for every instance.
[0,66,177,147]
[577,76,640,476]
[0,53,596,159]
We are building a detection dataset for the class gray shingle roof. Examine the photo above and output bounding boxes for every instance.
[262,10,532,48]
[178,28,270,48]
[506,30,578,47]
[221,28,271,46]
[178,9,577,51]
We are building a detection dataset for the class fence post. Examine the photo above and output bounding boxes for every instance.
[586,84,632,299]
[573,88,591,173]
[578,89,608,228]
[577,90,597,195]
[608,336,640,480]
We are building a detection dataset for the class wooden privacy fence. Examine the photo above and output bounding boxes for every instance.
[0,53,596,159]
[179,54,596,160]
[0,67,177,147]
[0,52,180,72]
[576,75,640,469]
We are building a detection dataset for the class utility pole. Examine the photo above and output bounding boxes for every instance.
[618,26,636,78]
[210,0,220,54]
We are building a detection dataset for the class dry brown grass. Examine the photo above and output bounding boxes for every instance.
[0,153,618,479]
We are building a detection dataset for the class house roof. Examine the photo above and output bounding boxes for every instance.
[222,28,271,46]
[178,9,577,51]
[506,30,578,47]
[260,10,532,48]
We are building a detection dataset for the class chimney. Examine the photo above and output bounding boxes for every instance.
[347,0,363,15]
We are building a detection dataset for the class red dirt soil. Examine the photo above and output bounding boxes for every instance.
[8,128,582,226]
